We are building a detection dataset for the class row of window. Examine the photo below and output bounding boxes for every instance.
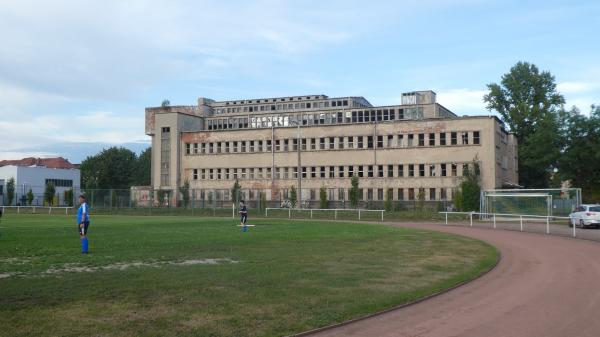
[206,107,424,130]
[185,131,481,155]
[45,179,73,187]
[191,163,478,181]
[197,187,452,202]
[215,99,355,114]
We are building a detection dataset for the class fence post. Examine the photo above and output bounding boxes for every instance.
[17,206,20,214]
[289,208,291,219]
[470,212,473,227]
[573,218,576,237]
[445,212,448,225]
[48,207,52,215]
[33,206,36,214]
[310,209,313,219]
[233,204,235,219]
[493,214,496,229]
[546,217,550,234]
[265,207,268,217]
[520,215,523,231]
[335,209,337,220]
[65,207,68,215]
[358,209,361,220]
[381,210,384,221]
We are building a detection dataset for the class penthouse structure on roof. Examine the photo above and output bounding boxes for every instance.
[145,90,518,207]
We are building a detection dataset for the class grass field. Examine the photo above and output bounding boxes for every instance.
[0,214,498,337]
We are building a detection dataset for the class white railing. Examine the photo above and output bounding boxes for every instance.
[265,208,386,221]
[1,205,73,215]
[439,211,575,236]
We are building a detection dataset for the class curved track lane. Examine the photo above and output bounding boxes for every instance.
[306,223,600,337]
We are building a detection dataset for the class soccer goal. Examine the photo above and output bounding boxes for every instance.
[480,188,582,217]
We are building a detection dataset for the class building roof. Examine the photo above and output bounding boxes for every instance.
[0,157,78,169]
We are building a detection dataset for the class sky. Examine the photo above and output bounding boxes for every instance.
[0,0,598,163]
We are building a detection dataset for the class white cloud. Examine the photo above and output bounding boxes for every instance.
[0,0,369,160]
[557,81,598,94]
[0,151,60,160]
[436,89,488,114]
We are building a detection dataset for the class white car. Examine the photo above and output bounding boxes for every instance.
[569,204,600,228]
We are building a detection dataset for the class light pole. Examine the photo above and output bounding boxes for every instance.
[290,119,302,208]
[22,182,27,206]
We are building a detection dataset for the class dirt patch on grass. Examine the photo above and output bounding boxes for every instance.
[0,258,239,279]
[42,258,239,276]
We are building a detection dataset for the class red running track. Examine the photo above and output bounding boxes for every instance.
[305,223,600,337]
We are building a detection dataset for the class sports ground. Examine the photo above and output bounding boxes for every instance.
[0,214,496,337]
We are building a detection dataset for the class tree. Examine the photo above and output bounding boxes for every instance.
[80,147,138,189]
[456,163,481,211]
[384,188,393,212]
[6,177,15,206]
[133,147,151,186]
[156,189,169,207]
[518,113,562,188]
[259,192,267,211]
[161,99,170,107]
[26,189,34,206]
[179,181,190,208]
[231,179,241,204]
[349,176,360,208]
[416,189,425,210]
[484,61,565,188]
[44,182,55,206]
[64,189,74,207]
[111,190,118,207]
[557,105,600,202]
[289,185,297,208]
[319,186,328,209]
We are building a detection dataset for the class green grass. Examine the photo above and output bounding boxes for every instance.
[0,214,498,337]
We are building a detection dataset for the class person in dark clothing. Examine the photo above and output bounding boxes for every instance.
[239,200,248,232]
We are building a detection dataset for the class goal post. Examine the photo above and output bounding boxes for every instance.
[481,188,581,217]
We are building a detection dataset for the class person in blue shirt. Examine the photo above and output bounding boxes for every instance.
[77,194,90,254]
[239,200,248,232]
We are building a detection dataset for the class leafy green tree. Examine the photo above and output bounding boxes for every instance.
[111,190,118,207]
[384,188,393,212]
[44,182,55,206]
[134,147,151,186]
[417,189,425,210]
[349,176,360,208]
[259,192,267,211]
[26,189,34,206]
[80,147,138,189]
[557,105,600,202]
[161,99,170,107]
[319,186,328,209]
[231,179,241,204]
[179,181,190,208]
[6,177,15,205]
[289,185,297,208]
[484,61,565,187]
[518,113,562,188]
[156,189,169,207]
[456,163,481,211]
[64,189,74,207]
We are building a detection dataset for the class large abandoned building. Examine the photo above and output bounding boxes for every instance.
[145,90,518,207]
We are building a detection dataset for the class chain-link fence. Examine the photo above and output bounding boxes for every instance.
[1,186,454,215]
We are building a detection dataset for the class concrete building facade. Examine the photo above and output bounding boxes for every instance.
[0,158,81,206]
[145,91,518,207]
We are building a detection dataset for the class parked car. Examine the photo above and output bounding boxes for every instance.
[569,204,600,228]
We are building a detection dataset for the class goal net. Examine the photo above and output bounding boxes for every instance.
[481,188,581,217]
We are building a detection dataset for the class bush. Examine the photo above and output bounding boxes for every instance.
[319,186,327,209]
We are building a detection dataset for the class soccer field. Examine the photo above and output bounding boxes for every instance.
[0,215,497,337]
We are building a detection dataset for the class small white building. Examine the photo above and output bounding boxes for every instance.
[0,157,81,206]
